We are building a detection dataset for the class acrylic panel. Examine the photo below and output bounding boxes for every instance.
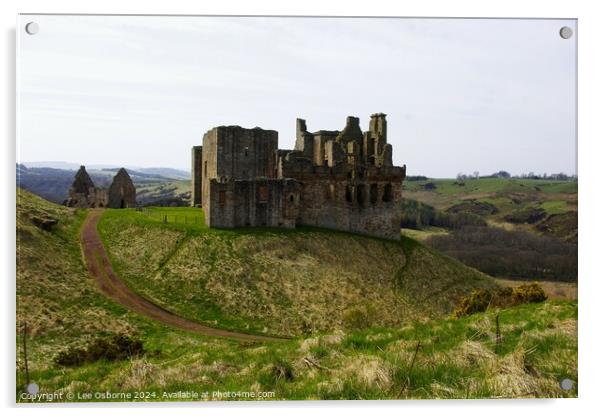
[16,14,577,403]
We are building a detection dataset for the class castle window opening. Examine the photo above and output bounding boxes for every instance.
[345,185,353,203]
[383,183,392,202]
[356,185,366,206]
[370,183,378,204]
[258,185,269,202]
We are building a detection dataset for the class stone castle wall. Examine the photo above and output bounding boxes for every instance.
[206,178,301,229]
[282,167,404,240]
[191,146,203,207]
[201,126,279,225]
[194,114,406,240]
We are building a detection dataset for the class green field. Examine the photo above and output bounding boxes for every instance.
[135,180,192,205]
[404,178,576,208]
[16,189,577,401]
[403,178,577,235]
[401,227,449,242]
[404,178,577,196]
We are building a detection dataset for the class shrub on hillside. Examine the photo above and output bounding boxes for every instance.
[503,208,547,224]
[446,200,499,216]
[452,289,493,318]
[54,334,144,367]
[271,359,294,382]
[342,304,376,330]
[452,283,548,318]
[511,282,548,304]
[259,359,294,387]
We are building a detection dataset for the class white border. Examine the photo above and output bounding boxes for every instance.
[3,1,601,415]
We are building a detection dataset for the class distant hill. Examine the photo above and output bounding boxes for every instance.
[135,167,190,180]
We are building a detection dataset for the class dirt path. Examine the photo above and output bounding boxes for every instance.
[80,209,283,342]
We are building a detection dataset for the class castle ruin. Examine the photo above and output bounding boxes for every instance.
[191,113,406,240]
[64,166,137,209]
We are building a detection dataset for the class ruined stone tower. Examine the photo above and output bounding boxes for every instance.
[191,114,406,240]
[199,126,301,228]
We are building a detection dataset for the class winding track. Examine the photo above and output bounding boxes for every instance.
[80,209,283,342]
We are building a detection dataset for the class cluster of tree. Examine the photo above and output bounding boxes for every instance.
[455,171,480,181]
[427,226,577,282]
[457,170,577,181]
[484,170,511,179]
[400,199,486,230]
[405,175,429,181]
[513,172,577,181]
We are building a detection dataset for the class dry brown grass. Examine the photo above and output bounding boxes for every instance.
[496,278,577,300]
[100,207,500,337]
[16,191,133,345]
[109,228,415,336]
[340,355,393,390]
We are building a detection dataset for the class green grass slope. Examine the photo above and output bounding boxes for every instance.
[16,190,577,400]
[98,208,497,337]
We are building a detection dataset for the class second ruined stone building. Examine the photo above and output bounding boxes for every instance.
[64,166,137,209]
[191,113,406,240]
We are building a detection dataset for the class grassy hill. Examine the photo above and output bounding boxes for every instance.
[16,189,577,400]
[404,177,577,235]
[97,207,498,337]
[401,178,578,282]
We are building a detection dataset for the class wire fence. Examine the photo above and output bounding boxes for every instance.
[139,208,204,225]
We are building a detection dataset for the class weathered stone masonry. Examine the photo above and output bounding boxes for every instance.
[64,166,136,209]
[191,113,406,240]
[191,146,203,207]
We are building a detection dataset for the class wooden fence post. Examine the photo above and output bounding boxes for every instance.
[22,322,30,386]
[495,314,502,353]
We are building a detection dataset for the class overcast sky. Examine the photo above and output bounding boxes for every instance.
[17,15,576,177]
